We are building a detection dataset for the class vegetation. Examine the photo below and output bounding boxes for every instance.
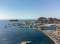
[37,17,60,24]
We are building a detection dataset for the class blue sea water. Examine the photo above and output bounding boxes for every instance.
[0,20,54,44]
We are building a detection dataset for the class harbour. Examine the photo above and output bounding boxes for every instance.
[0,20,55,44]
[0,0,60,44]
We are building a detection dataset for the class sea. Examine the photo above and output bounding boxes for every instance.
[0,20,54,44]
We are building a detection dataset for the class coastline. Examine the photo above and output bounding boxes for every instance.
[41,30,57,44]
[34,29,58,44]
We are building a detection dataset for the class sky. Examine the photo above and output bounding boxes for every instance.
[0,0,60,19]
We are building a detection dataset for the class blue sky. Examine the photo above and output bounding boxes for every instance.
[0,0,60,19]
